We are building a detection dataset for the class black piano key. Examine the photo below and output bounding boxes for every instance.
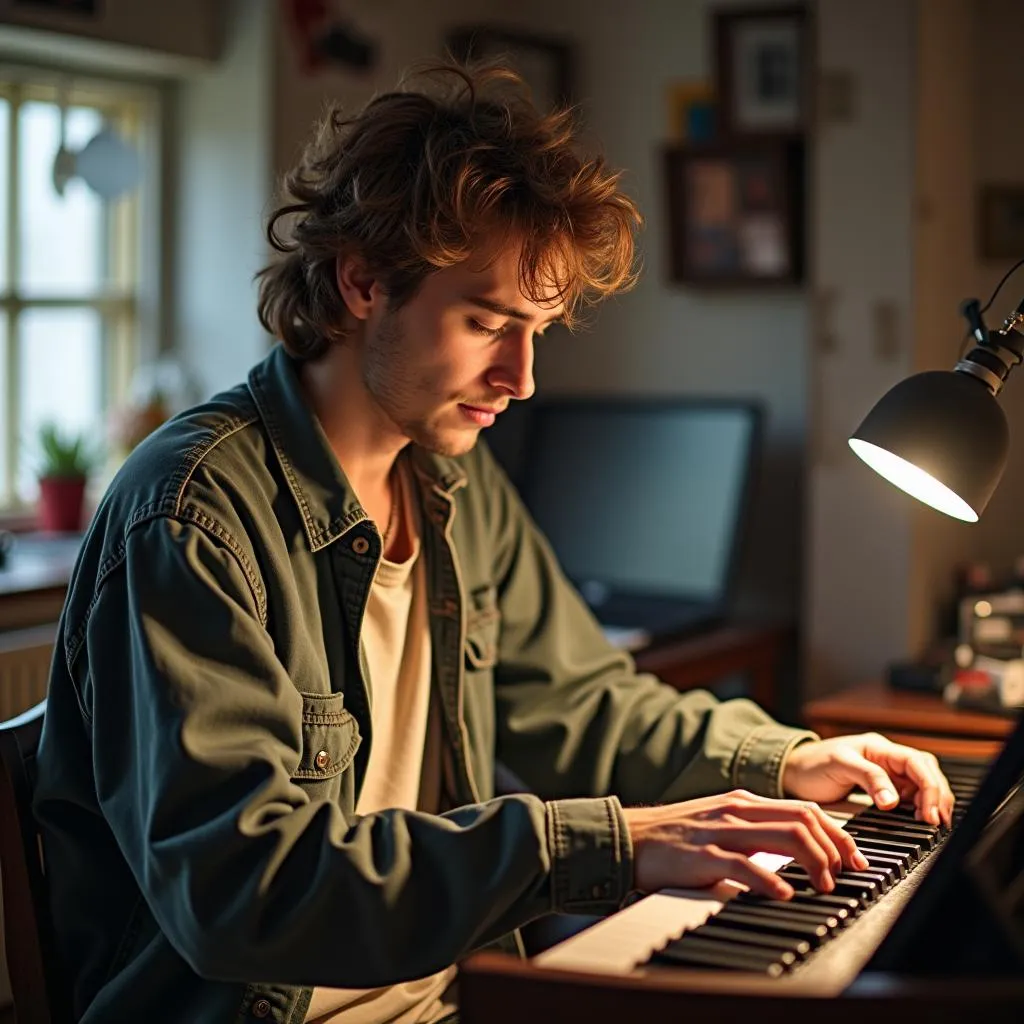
[780,865,885,898]
[778,872,875,905]
[737,890,860,918]
[850,820,937,846]
[850,838,912,860]
[726,897,842,929]
[837,869,891,893]
[846,824,933,852]
[693,923,812,961]
[785,884,868,910]
[652,937,789,976]
[713,906,830,945]
[844,835,921,862]
[854,849,908,878]
[845,860,898,887]
[855,813,940,839]
[882,804,944,822]
[856,807,938,826]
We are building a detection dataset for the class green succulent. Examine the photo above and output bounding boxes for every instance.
[36,422,99,480]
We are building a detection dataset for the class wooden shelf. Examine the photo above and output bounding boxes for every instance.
[803,681,1015,760]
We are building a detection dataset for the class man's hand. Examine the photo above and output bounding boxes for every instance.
[781,733,955,827]
[623,790,870,899]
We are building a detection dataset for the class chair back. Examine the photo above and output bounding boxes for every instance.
[0,700,69,1023]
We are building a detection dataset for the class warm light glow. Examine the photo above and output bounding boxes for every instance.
[848,439,979,522]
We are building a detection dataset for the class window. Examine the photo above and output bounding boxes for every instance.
[0,67,159,510]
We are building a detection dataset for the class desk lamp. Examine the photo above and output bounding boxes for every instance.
[849,260,1024,521]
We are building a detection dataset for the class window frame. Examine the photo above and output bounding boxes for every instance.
[0,62,162,513]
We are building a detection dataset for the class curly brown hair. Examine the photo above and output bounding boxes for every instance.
[256,60,642,360]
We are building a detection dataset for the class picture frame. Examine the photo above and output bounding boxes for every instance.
[666,80,716,144]
[664,139,805,287]
[714,5,808,138]
[446,26,573,112]
[978,185,1024,261]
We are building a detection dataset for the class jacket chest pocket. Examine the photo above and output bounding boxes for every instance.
[293,691,362,806]
[465,584,500,671]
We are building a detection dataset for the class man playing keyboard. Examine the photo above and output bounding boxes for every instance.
[34,60,953,1024]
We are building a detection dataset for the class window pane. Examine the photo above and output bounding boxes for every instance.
[18,102,104,295]
[0,99,9,291]
[17,307,102,502]
[0,317,7,500]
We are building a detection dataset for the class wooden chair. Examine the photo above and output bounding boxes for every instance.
[0,701,70,1023]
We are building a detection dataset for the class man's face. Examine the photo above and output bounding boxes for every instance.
[357,240,565,457]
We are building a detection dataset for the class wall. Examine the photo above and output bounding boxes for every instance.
[473,0,810,623]
[907,0,976,659]
[273,0,511,180]
[968,0,1024,578]
[170,0,273,400]
[805,0,986,697]
[804,0,917,695]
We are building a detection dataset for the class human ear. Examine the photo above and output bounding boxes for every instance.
[335,254,381,321]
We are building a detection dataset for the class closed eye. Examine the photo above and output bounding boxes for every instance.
[467,318,509,338]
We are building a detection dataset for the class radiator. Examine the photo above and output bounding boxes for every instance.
[0,624,56,720]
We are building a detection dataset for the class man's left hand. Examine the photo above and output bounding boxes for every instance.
[781,733,955,827]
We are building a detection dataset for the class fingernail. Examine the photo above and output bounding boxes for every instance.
[854,851,870,870]
[929,806,940,826]
[878,788,898,807]
[823,873,834,892]
[777,882,794,900]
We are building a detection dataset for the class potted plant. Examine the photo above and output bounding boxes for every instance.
[35,422,99,533]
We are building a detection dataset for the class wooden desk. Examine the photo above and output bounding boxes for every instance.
[803,681,1015,760]
[634,622,794,714]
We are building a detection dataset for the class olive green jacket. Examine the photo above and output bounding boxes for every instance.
[34,344,815,1023]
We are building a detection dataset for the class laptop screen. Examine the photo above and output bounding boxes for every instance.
[519,399,761,603]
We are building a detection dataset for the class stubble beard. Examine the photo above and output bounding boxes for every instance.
[362,309,479,458]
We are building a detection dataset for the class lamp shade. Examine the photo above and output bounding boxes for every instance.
[848,370,1009,522]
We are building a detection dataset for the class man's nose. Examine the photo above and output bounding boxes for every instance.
[488,331,535,401]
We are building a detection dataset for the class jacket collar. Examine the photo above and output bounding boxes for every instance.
[248,344,466,551]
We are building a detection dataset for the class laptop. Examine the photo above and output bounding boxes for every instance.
[515,397,762,648]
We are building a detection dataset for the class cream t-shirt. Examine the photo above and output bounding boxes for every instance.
[305,466,456,1024]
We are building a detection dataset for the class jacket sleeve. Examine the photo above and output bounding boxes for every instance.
[79,515,631,988]
[481,445,818,806]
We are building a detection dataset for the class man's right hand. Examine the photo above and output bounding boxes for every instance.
[622,789,871,899]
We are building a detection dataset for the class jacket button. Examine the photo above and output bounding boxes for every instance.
[252,998,272,1018]
[315,750,331,770]
[351,536,370,555]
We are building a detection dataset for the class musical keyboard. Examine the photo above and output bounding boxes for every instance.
[534,757,988,993]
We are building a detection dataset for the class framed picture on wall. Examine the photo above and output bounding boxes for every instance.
[446,26,573,111]
[979,185,1024,260]
[664,139,805,286]
[714,5,808,137]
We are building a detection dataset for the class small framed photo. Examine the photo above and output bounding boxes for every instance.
[664,139,805,286]
[446,26,573,112]
[714,5,808,137]
[666,80,716,144]
[979,185,1024,260]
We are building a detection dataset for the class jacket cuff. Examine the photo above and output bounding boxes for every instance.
[545,796,633,913]
[731,725,820,797]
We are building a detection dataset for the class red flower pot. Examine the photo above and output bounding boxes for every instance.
[37,476,87,533]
